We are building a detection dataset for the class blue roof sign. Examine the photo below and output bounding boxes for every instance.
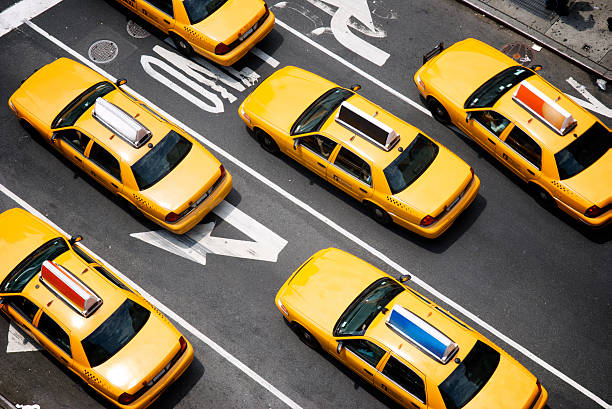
[386,305,459,364]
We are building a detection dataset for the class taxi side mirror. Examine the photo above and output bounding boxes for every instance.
[116,78,127,87]
[531,65,542,72]
[50,133,59,144]
[350,84,361,92]
[336,341,344,354]
[466,112,473,123]
[398,274,411,283]
[293,138,300,150]
[69,235,83,245]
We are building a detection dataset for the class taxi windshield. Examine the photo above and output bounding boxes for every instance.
[334,278,403,336]
[131,130,192,190]
[52,82,115,128]
[291,88,354,135]
[439,340,500,409]
[82,299,150,367]
[183,0,229,24]
[0,238,69,293]
[555,121,611,180]
[465,66,533,109]
[384,134,439,194]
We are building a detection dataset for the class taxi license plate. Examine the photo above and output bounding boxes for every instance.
[240,25,256,41]
[448,194,461,210]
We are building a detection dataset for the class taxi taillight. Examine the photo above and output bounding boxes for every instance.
[215,42,231,55]
[165,212,179,223]
[219,165,226,179]
[420,215,436,226]
[179,336,187,353]
[585,205,602,218]
[118,392,137,405]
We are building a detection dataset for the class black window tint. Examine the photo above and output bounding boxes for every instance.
[383,134,439,194]
[38,313,71,356]
[131,130,192,190]
[291,88,354,135]
[472,111,510,137]
[1,238,69,293]
[439,341,500,409]
[299,134,337,159]
[465,67,533,109]
[334,147,372,185]
[89,143,121,180]
[145,0,173,16]
[382,356,426,402]
[183,0,229,24]
[7,296,39,322]
[82,299,150,367]
[58,130,91,153]
[94,266,131,292]
[72,245,96,264]
[555,121,611,179]
[344,339,386,367]
[505,126,542,169]
[52,82,115,128]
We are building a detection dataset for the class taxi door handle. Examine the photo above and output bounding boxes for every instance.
[111,182,119,188]
[363,368,373,376]
[74,156,82,162]
[163,19,170,24]
[487,138,496,145]
[359,188,367,194]
[527,169,535,176]
[317,162,326,168]
[380,384,388,391]
[502,153,508,160]
[59,356,68,364]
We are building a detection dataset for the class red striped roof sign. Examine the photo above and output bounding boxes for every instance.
[512,80,577,135]
[39,260,102,317]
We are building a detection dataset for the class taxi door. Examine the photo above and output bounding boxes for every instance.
[52,128,92,170]
[498,124,542,182]
[83,142,123,195]
[0,295,41,343]
[374,354,427,409]
[290,134,339,179]
[32,311,74,368]
[327,146,374,201]
[462,109,511,156]
[136,0,175,33]
[335,338,387,385]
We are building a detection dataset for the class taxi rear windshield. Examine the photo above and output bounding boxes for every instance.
[555,122,611,180]
[183,0,229,25]
[52,82,115,128]
[384,134,439,194]
[131,130,192,190]
[464,67,533,109]
[291,88,353,135]
[82,299,150,367]
[334,278,403,336]
[438,340,500,409]
[0,238,69,293]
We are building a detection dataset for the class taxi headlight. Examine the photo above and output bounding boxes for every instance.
[416,74,426,91]
[277,297,289,316]
[240,104,251,124]
[8,99,16,112]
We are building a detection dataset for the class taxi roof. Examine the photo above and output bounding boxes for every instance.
[494,75,597,154]
[0,209,127,340]
[320,94,423,167]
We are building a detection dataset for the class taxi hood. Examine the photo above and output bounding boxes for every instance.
[561,149,612,206]
[192,0,265,44]
[94,312,181,392]
[138,142,222,212]
[392,147,473,216]
[243,66,338,134]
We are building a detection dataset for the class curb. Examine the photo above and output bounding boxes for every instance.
[456,0,612,81]
[0,393,16,409]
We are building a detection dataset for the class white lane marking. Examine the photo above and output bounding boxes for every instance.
[15,405,40,409]
[20,19,612,409]
[0,0,61,37]
[251,47,280,68]
[275,18,431,117]
[6,323,42,353]
[566,77,612,118]
[0,180,303,409]
[131,200,288,265]
[304,0,388,38]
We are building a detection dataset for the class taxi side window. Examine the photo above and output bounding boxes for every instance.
[37,313,71,356]
[504,126,542,169]
[334,147,372,186]
[382,356,426,402]
[145,0,173,16]
[472,111,510,137]
[344,339,386,367]
[89,143,121,181]
[300,135,337,159]
[6,296,39,323]
[58,129,91,153]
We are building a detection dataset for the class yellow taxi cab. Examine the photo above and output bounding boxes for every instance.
[275,248,548,409]
[0,208,194,408]
[239,66,480,238]
[115,0,274,65]
[9,57,232,234]
[414,38,611,227]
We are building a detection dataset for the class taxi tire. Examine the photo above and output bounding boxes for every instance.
[171,33,194,57]
[19,119,39,139]
[427,97,450,124]
[295,325,320,350]
[530,184,556,210]
[366,202,392,226]
[258,131,280,154]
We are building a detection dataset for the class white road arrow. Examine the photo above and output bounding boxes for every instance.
[130,201,287,265]
[566,77,612,118]
[7,323,42,353]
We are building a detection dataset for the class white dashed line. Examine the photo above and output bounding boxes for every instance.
[0,0,62,37]
[251,46,280,68]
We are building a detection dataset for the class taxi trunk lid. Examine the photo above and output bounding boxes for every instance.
[192,0,264,44]
[562,150,612,206]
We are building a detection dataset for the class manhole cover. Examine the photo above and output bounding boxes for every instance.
[126,20,150,39]
[501,42,534,65]
[88,40,118,63]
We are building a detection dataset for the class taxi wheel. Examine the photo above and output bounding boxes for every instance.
[171,34,194,57]
[19,119,39,139]
[427,98,450,124]
[531,184,556,210]
[259,131,280,154]
[366,202,392,226]
[295,325,320,350]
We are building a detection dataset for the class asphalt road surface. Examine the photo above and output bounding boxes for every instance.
[0,1,610,409]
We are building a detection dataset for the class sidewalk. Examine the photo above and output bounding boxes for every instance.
[456,0,611,82]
